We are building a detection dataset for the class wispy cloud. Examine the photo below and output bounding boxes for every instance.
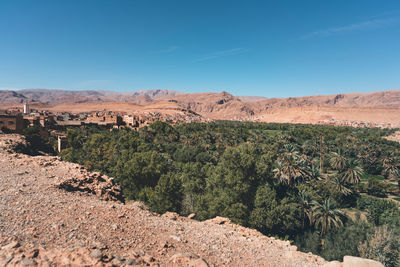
[369,10,400,19]
[300,17,399,39]
[150,45,180,54]
[195,48,247,62]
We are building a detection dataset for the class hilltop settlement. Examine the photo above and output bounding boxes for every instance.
[0,101,206,152]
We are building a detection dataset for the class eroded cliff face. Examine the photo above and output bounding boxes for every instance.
[2,89,400,127]
[0,134,382,266]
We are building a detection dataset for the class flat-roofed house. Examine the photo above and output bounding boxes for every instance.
[0,114,25,133]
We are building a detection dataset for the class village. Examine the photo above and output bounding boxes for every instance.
[0,101,207,151]
[317,118,400,129]
[1,101,398,139]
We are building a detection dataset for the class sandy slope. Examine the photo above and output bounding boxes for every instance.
[256,106,400,125]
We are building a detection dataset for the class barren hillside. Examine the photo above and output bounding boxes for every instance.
[1,89,400,126]
[0,134,383,266]
[255,106,400,125]
[0,89,181,105]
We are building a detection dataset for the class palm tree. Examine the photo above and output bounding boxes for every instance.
[382,159,400,190]
[298,189,314,228]
[330,151,347,171]
[273,153,309,185]
[273,160,301,185]
[283,143,297,153]
[313,197,344,235]
[329,176,352,196]
[309,165,322,181]
[302,140,317,158]
[382,158,400,179]
[340,159,364,184]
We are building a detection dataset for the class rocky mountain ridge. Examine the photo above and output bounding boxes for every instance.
[0,89,182,105]
[0,134,384,266]
[2,89,400,127]
[1,88,399,108]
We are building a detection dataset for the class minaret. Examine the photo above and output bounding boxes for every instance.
[23,101,30,114]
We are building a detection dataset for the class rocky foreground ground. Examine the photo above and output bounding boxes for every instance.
[0,134,383,266]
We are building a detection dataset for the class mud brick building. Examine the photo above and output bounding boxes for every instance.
[0,114,25,133]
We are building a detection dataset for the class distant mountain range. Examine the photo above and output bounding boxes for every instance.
[2,88,399,107]
[0,89,181,105]
[1,88,400,124]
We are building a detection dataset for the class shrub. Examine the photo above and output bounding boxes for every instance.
[356,196,398,225]
[149,173,183,214]
[367,178,389,197]
[359,225,400,267]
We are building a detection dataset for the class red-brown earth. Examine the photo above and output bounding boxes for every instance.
[1,89,399,126]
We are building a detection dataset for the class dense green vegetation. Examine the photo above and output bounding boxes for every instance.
[20,126,55,155]
[60,121,400,265]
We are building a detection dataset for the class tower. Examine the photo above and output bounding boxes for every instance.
[23,101,30,114]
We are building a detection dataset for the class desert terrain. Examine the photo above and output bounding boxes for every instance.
[1,89,399,127]
[0,134,384,266]
[255,106,400,125]
[0,134,336,266]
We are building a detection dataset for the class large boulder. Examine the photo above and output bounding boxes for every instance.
[205,216,231,225]
[324,261,342,267]
[57,171,124,202]
[343,256,383,267]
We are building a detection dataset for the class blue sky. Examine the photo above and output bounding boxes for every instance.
[0,0,400,97]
